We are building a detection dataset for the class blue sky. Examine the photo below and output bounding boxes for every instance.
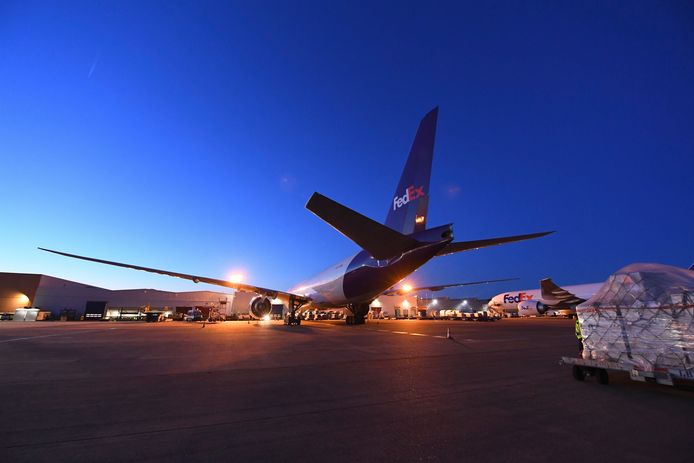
[1,1,693,298]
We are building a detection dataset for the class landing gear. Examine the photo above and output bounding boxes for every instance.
[284,296,305,326]
[346,303,370,325]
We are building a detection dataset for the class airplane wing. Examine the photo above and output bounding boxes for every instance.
[38,248,310,303]
[435,231,554,256]
[382,278,518,296]
[540,278,584,306]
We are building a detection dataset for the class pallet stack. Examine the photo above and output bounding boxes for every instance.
[577,263,694,371]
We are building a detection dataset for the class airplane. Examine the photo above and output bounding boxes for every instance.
[39,107,552,325]
[488,279,603,317]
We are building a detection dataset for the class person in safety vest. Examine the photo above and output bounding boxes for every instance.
[575,317,583,353]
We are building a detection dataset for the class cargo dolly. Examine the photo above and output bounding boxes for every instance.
[560,356,694,386]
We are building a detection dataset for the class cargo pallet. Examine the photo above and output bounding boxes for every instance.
[560,356,694,386]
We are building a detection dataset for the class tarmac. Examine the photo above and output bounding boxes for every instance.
[1,318,692,462]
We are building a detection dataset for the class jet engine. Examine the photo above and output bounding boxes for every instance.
[517,300,549,317]
[249,296,272,319]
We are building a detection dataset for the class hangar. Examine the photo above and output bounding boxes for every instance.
[0,272,488,321]
[0,272,236,321]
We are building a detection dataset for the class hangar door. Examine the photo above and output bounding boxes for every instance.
[84,301,107,320]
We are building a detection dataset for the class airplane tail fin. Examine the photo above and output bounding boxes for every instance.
[306,192,420,260]
[689,263,694,271]
[384,107,438,235]
[540,278,584,306]
[540,278,566,301]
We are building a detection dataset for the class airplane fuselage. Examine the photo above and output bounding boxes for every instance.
[291,225,453,308]
[489,282,602,313]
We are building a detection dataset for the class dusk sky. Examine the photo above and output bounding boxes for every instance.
[2,1,693,298]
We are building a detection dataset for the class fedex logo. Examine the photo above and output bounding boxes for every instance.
[503,292,533,304]
[393,185,425,210]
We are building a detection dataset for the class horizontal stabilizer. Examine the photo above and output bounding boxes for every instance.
[383,278,518,296]
[306,192,420,260]
[436,231,554,256]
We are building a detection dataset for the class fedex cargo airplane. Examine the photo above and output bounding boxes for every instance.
[40,107,552,324]
[489,279,602,317]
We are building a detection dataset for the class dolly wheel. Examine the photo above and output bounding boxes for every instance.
[572,365,586,381]
[597,369,609,385]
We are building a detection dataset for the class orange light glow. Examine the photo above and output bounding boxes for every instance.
[402,284,413,293]
[415,216,425,224]
[228,273,244,284]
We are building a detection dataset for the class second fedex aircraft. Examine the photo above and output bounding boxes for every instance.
[489,279,603,317]
[41,107,552,324]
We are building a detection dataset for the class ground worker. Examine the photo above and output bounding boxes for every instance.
[575,317,583,353]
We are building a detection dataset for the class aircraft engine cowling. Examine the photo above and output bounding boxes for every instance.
[250,296,272,319]
[518,300,549,316]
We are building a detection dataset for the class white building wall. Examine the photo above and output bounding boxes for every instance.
[30,275,235,316]
[370,295,419,317]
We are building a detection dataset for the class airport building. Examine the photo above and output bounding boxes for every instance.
[368,296,490,318]
[418,296,489,316]
[0,272,490,321]
[0,272,236,321]
[370,295,419,318]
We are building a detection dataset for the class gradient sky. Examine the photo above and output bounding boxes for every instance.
[1,1,693,299]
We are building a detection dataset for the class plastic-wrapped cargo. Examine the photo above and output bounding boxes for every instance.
[576,263,694,371]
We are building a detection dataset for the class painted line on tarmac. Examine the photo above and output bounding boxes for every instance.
[0,328,116,343]
[370,328,448,339]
